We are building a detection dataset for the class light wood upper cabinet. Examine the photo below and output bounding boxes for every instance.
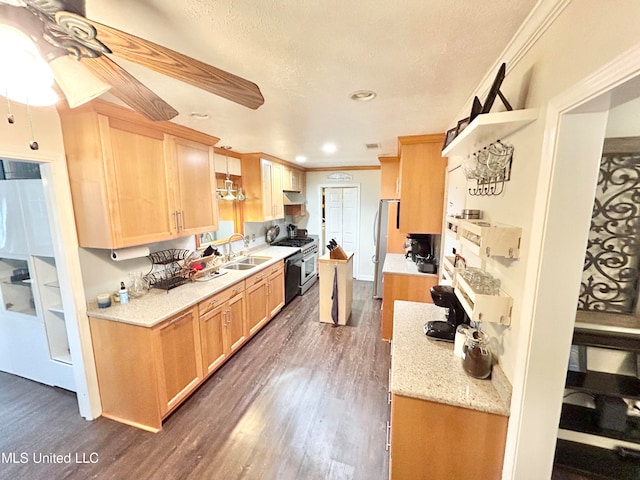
[58,101,220,248]
[214,154,241,176]
[397,134,447,234]
[380,156,400,199]
[166,136,218,235]
[282,166,303,192]
[241,154,285,222]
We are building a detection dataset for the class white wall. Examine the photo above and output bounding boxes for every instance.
[304,169,381,281]
[442,1,640,478]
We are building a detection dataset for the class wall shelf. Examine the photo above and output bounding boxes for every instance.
[442,108,539,157]
[458,219,522,259]
[444,216,460,240]
[454,275,513,325]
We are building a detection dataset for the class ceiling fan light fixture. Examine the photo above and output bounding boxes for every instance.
[48,55,111,108]
[0,24,58,106]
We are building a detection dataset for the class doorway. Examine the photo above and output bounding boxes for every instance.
[507,47,640,479]
[320,185,360,276]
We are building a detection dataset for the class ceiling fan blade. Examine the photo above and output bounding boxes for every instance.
[82,55,179,121]
[57,12,265,110]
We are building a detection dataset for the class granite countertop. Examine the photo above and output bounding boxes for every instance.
[382,253,438,278]
[391,300,511,416]
[86,246,299,328]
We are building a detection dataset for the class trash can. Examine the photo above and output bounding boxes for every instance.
[319,251,354,325]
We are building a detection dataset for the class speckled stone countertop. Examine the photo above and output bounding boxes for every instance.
[391,300,511,416]
[382,253,438,278]
[85,246,298,328]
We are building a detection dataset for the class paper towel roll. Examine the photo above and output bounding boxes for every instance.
[110,246,150,261]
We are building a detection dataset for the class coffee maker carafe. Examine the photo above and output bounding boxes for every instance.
[425,285,469,341]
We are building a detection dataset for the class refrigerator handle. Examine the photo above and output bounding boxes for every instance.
[373,206,379,246]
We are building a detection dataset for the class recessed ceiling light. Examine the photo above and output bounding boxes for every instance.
[350,90,377,102]
[322,143,337,154]
[189,112,210,120]
[295,155,307,163]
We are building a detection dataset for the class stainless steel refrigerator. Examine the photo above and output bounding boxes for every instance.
[372,199,399,298]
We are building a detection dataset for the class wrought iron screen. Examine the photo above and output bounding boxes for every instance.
[578,137,640,314]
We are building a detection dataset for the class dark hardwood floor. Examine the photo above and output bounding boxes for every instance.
[0,280,390,480]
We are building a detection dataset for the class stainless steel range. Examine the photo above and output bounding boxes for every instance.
[272,237,319,301]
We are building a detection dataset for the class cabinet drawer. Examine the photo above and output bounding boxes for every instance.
[198,281,245,316]
[245,269,271,288]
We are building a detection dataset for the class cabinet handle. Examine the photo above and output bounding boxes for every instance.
[209,298,219,307]
[172,211,179,232]
[180,210,185,230]
[223,309,228,327]
[387,391,391,405]
[385,421,391,451]
[232,287,241,295]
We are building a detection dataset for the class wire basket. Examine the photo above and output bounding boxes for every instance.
[147,249,191,265]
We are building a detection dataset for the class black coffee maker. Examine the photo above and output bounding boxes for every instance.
[405,233,432,262]
[425,285,469,341]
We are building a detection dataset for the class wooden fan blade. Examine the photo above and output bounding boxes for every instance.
[83,55,179,121]
[57,12,265,110]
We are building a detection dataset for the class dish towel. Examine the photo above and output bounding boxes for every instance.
[331,265,339,326]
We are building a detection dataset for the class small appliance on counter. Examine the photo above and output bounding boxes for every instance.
[405,233,438,273]
[424,285,469,342]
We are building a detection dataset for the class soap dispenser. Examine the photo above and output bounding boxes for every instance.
[119,281,129,304]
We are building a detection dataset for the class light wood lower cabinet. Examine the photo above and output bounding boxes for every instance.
[381,273,438,340]
[90,261,285,432]
[245,262,285,335]
[389,394,508,480]
[89,306,203,432]
[155,308,204,416]
[199,282,245,376]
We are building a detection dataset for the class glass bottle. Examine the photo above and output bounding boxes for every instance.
[462,329,492,379]
[129,272,148,298]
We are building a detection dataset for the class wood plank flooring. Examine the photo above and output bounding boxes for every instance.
[0,280,391,480]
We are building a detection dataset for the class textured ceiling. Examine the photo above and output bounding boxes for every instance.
[86,0,538,168]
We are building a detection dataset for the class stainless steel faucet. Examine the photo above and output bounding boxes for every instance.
[225,233,247,261]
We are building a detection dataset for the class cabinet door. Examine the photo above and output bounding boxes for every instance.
[398,138,446,233]
[260,159,274,220]
[103,117,174,246]
[225,291,246,354]
[382,273,437,340]
[282,166,293,191]
[0,180,28,255]
[154,307,203,415]
[271,163,284,218]
[18,179,54,257]
[246,278,268,335]
[169,136,218,235]
[200,303,226,376]
[268,267,285,319]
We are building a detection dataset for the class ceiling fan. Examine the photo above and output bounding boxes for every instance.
[0,0,264,121]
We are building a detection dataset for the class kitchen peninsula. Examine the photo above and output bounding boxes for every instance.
[87,246,297,432]
[389,301,511,480]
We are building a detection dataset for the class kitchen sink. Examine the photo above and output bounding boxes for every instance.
[237,256,271,265]
[222,263,257,270]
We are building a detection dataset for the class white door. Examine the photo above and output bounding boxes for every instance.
[324,188,344,247]
[341,187,358,253]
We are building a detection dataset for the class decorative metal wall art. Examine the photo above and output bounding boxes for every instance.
[578,139,640,314]
[462,140,513,196]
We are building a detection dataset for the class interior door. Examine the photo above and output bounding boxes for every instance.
[324,187,357,254]
[324,188,343,247]
[341,187,358,253]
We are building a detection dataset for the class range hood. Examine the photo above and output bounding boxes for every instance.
[283,191,306,205]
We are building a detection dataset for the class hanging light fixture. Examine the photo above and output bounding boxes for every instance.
[215,146,244,201]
